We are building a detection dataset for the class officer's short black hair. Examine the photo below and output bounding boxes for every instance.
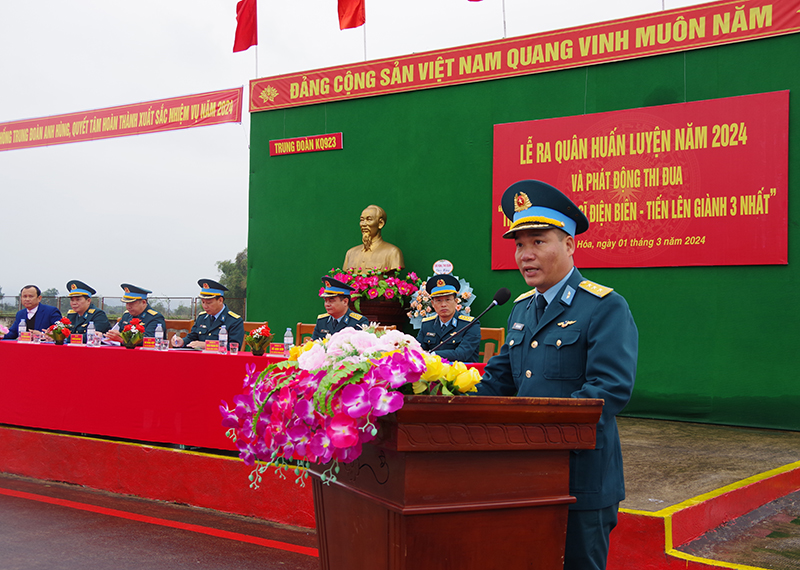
[21,285,41,296]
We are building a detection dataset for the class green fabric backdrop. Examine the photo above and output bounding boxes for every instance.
[248,33,799,430]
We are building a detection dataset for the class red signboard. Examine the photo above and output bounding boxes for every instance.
[269,132,344,156]
[491,91,789,269]
[250,0,798,112]
[0,87,243,152]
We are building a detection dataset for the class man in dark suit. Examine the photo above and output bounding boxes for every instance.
[172,279,244,349]
[416,274,480,362]
[105,283,166,342]
[65,280,111,342]
[476,180,638,570]
[1,285,62,340]
[311,276,369,340]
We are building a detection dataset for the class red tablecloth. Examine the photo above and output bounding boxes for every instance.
[0,342,487,450]
[0,342,283,450]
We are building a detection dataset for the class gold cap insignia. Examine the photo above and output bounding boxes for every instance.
[514,192,533,213]
[325,280,331,287]
[124,287,130,293]
[203,283,209,288]
[71,284,77,290]
[437,279,445,287]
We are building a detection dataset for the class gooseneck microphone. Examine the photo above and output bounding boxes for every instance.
[429,288,511,352]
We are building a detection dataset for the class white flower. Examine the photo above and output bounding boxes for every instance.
[298,341,327,371]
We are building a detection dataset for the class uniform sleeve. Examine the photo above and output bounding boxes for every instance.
[311,319,324,341]
[226,316,245,346]
[572,293,638,426]
[144,313,166,337]
[435,319,481,363]
[43,305,62,329]
[92,311,112,334]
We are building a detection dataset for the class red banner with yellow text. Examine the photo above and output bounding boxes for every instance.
[491,91,789,269]
[250,0,797,112]
[0,88,243,152]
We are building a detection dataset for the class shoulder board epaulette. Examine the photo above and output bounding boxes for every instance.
[422,315,437,323]
[122,311,130,315]
[458,314,474,322]
[67,310,76,314]
[349,312,365,320]
[198,311,207,316]
[147,309,158,315]
[579,280,614,298]
[228,311,241,319]
[514,289,536,303]
[88,308,95,314]
[318,313,329,319]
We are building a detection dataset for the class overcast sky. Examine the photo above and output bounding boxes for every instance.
[0,0,707,299]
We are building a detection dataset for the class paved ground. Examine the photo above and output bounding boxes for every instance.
[1,417,799,569]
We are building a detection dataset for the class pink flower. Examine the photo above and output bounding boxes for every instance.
[341,384,372,418]
[408,272,418,281]
[328,412,360,448]
[367,288,379,299]
[384,289,395,299]
[369,386,404,416]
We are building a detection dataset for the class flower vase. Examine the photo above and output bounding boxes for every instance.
[54,338,65,346]
[251,346,266,356]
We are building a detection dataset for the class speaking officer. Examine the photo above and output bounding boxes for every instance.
[311,276,369,341]
[65,280,111,341]
[417,274,480,362]
[475,180,638,570]
[172,279,244,350]
[105,283,166,342]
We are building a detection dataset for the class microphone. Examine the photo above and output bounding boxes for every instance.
[429,288,511,352]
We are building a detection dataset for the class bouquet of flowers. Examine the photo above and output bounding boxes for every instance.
[244,323,273,355]
[0,324,8,336]
[120,318,146,347]
[407,275,476,329]
[324,267,423,312]
[45,317,72,344]
[220,325,481,487]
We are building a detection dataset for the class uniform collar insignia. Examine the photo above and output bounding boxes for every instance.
[557,320,577,328]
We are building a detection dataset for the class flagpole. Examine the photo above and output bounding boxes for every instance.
[363,22,367,61]
[502,0,507,38]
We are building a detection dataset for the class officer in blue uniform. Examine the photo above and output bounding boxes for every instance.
[172,279,244,349]
[416,274,480,362]
[105,283,166,342]
[476,180,638,570]
[311,276,369,340]
[65,280,111,341]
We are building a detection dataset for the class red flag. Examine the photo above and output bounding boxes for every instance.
[233,0,257,52]
[338,0,365,30]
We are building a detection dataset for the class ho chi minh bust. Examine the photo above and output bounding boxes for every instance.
[343,205,404,273]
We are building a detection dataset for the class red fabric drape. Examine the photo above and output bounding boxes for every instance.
[233,0,258,52]
[338,0,365,30]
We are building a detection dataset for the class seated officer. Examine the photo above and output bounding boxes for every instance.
[105,283,166,342]
[311,276,369,341]
[172,279,244,350]
[65,280,111,341]
[417,274,481,362]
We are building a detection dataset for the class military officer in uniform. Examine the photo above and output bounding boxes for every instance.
[65,280,111,341]
[172,279,244,349]
[105,283,166,342]
[475,180,638,570]
[311,276,369,341]
[416,274,480,362]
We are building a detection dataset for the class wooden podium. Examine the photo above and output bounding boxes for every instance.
[311,395,603,570]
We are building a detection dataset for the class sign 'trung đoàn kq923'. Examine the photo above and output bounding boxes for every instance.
[491,91,789,270]
[269,133,343,156]
[0,88,243,152]
[248,0,798,112]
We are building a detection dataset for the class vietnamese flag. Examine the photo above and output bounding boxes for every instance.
[233,0,258,52]
[338,0,365,30]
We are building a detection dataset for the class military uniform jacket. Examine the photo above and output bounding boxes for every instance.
[311,311,369,340]
[476,269,638,511]
[67,304,111,341]
[417,313,481,363]
[116,305,166,338]
[184,306,244,347]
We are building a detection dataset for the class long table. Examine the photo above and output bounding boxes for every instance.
[1,342,487,451]
[0,342,285,450]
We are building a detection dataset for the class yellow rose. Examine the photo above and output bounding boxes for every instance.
[421,353,444,382]
[444,361,468,383]
[453,367,482,393]
[412,381,429,394]
[289,340,316,361]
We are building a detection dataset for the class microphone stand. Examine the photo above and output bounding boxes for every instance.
[430,297,505,352]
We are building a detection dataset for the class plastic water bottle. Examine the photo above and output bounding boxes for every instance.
[18,320,27,342]
[154,323,164,350]
[218,325,228,353]
[87,322,96,346]
[284,327,293,357]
